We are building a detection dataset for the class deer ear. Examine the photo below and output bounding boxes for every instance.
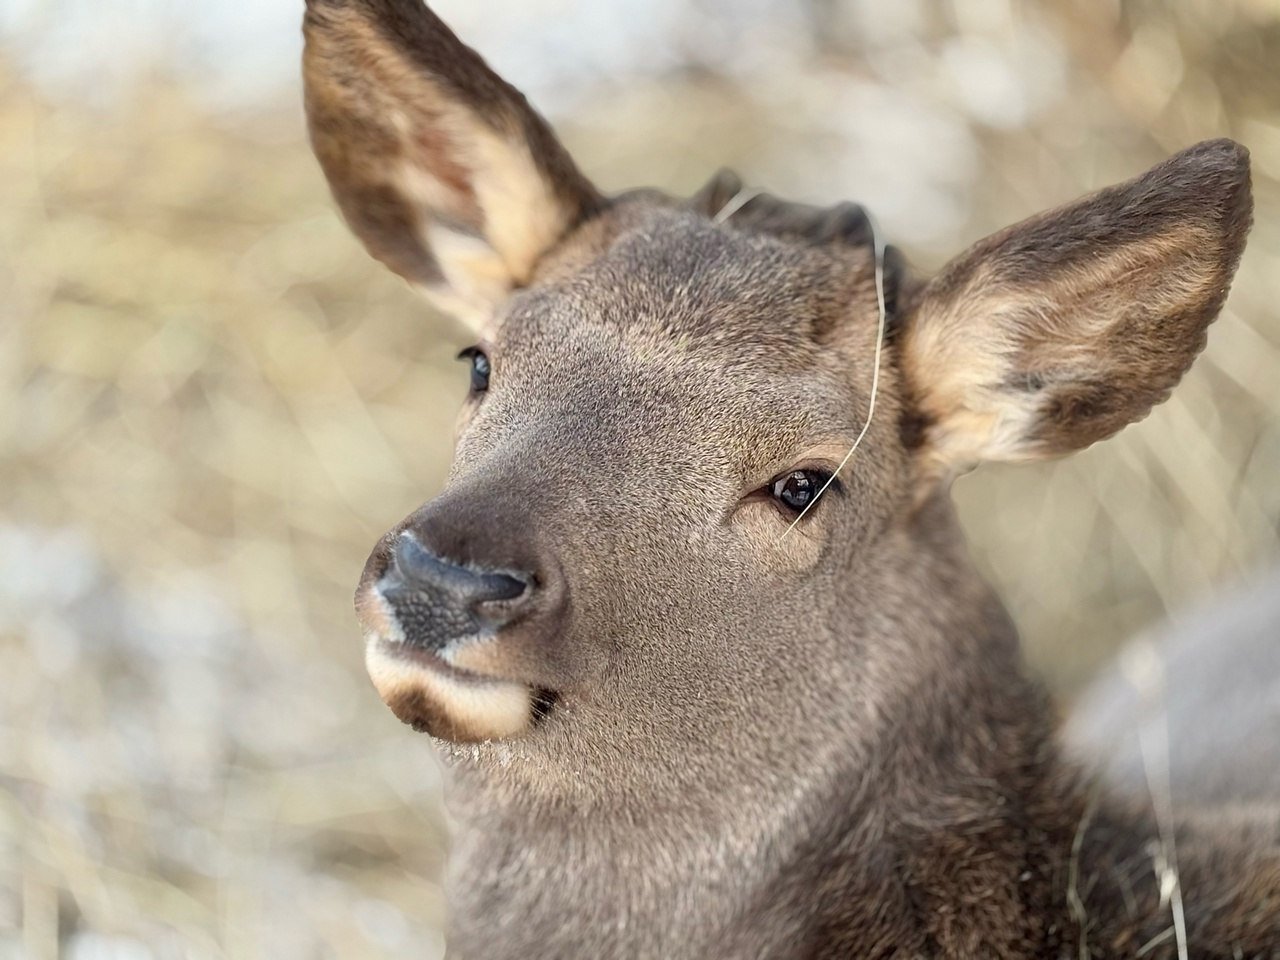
[302,0,602,328]
[901,139,1251,478]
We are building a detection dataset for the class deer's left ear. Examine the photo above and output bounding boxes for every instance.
[900,139,1252,479]
[303,0,602,328]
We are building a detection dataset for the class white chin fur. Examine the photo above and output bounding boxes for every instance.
[364,636,533,742]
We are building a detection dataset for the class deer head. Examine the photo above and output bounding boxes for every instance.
[303,0,1250,805]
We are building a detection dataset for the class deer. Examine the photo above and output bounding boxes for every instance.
[300,2,1277,956]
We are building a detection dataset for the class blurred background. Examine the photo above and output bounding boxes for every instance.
[1,0,1277,956]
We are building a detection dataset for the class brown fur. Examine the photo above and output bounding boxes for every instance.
[902,139,1252,476]
[301,2,1274,957]
[304,0,601,320]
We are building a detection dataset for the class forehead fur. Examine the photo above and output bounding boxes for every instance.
[462,199,903,505]
[522,199,884,374]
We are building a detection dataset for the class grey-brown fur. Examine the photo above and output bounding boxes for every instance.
[301,2,1275,956]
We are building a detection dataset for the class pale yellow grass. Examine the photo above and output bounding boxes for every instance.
[2,2,1279,953]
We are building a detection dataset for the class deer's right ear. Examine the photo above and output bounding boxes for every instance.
[302,0,601,329]
[899,139,1251,482]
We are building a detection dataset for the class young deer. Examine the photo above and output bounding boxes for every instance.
[302,2,1276,956]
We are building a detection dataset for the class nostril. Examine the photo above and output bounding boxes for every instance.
[391,534,435,584]
[480,570,530,603]
[391,533,531,608]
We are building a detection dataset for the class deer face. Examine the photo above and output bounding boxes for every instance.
[303,2,1250,770]
[352,199,909,749]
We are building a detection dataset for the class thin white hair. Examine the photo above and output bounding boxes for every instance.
[713,186,890,537]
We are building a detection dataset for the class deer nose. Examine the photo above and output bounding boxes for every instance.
[390,534,531,610]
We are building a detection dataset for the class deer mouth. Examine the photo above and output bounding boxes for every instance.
[364,632,537,742]
[356,575,552,743]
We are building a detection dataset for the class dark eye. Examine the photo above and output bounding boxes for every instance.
[458,347,490,393]
[769,469,835,514]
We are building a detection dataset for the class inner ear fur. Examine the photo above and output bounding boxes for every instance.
[302,0,601,325]
[901,138,1252,477]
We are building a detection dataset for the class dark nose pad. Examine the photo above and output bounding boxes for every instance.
[381,534,533,652]
[392,534,530,607]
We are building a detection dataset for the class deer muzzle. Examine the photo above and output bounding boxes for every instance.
[384,533,533,643]
[356,525,560,743]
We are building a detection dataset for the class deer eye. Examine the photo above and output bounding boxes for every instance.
[458,347,491,393]
[769,469,836,514]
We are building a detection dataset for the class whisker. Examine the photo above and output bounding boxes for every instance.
[783,211,888,537]
[713,189,889,538]
[713,186,763,224]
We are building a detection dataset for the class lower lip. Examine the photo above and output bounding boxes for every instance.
[378,638,503,687]
[356,580,499,686]
[365,635,541,742]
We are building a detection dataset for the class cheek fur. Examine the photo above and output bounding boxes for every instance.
[731,500,826,573]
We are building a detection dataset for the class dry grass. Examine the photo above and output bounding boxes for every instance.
[0,65,460,960]
[1,1,1278,955]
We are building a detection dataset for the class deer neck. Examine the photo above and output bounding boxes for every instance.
[435,498,1050,957]
[437,673,1074,958]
